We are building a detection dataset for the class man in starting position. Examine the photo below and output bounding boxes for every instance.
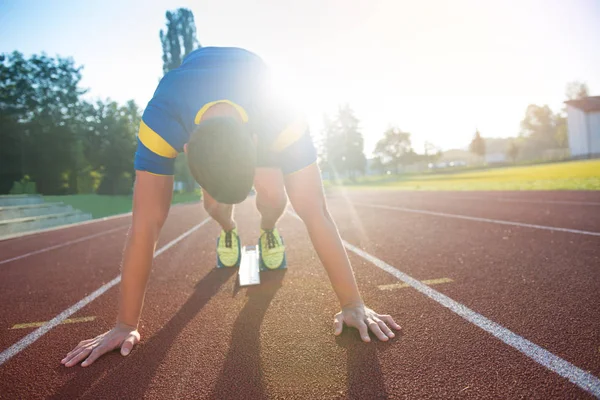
[62,47,401,367]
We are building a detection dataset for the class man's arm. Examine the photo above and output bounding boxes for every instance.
[62,171,173,367]
[284,163,401,342]
[118,171,174,326]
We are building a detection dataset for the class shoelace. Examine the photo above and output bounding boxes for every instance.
[265,230,277,249]
[225,230,232,248]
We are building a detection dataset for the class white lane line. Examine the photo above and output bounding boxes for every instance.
[343,241,600,397]
[355,203,600,237]
[0,217,211,367]
[0,226,129,265]
[451,196,600,207]
[287,210,600,397]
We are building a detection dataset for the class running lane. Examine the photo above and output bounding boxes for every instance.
[327,192,600,379]
[0,194,597,398]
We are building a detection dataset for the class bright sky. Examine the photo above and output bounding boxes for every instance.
[1,0,599,155]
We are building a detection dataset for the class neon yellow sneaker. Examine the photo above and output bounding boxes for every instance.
[216,228,241,268]
[258,228,287,270]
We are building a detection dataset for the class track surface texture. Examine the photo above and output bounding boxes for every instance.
[0,190,599,399]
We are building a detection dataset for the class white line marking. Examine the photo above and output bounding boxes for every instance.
[355,203,600,237]
[0,217,210,367]
[452,196,600,207]
[0,226,128,265]
[287,210,600,396]
[343,241,600,397]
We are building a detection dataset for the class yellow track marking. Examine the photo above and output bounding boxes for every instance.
[378,278,453,291]
[11,316,96,330]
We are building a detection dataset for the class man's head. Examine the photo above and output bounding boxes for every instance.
[186,116,256,204]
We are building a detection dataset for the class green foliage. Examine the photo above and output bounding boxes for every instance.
[160,8,200,75]
[518,104,564,159]
[0,51,140,195]
[80,99,140,195]
[469,129,486,159]
[321,105,366,181]
[0,51,86,194]
[506,140,519,163]
[9,175,36,194]
[374,127,414,174]
[565,81,589,101]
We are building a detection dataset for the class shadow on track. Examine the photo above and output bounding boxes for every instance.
[49,267,236,400]
[209,269,286,400]
[335,330,392,399]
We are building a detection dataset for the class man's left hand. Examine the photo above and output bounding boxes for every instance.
[333,305,401,342]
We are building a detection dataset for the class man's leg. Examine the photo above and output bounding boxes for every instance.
[202,188,236,231]
[253,168,287,269]
[254,168,287,229]
[203,189,240,267]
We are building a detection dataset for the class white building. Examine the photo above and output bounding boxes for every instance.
[565,96,600,158]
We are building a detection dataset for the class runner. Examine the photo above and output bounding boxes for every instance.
[61,47,401,367]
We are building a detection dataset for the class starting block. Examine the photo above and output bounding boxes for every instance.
[239,245,261,286]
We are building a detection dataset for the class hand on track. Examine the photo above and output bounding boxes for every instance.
[61,323,140,367]
[333,305,401,342]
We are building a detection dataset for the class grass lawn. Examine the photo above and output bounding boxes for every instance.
[44,191,202,219]
[336,159,600,191]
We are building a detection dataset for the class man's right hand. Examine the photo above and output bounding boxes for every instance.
[61,323,140,367]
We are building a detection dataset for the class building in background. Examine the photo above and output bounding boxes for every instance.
[565,96,600,158]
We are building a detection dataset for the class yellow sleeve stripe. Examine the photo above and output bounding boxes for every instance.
[138,120,178,158]
[194,100,249,124]
[270,119,308,152]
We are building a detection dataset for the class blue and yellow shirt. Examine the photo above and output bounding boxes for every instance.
[134,47,317,176]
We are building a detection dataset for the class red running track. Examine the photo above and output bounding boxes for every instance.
[0,191,599,399]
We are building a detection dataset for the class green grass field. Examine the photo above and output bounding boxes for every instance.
[337,159,600,191]
[44,191,202,219]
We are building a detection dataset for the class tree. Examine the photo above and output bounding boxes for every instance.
[565,81,589,101]
[0,51,87,194]
[322,105,366,180]
[81,99,140,195]
[423,141,442,164]
[373,127,413,174]
[370,156,387,175]
[554,115,569,149]
[160,8,200,75]
[469,129,486,161]
[506,140,519,163]
[519,104,562,159]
